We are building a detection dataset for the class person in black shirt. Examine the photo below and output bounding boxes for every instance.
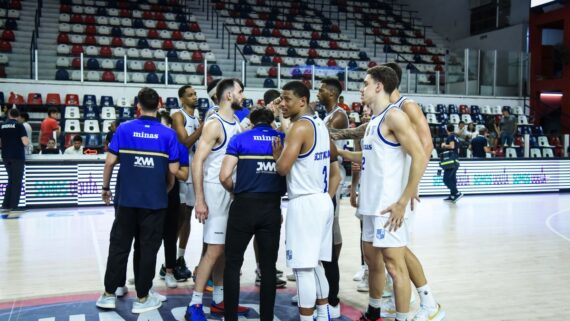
[470,127,492,158]
[441,124,463,202]
[0,108,29,217]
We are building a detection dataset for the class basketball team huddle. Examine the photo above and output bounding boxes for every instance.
[96,63,446,321]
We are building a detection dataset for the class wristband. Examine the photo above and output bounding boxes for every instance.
[102,186,110,191]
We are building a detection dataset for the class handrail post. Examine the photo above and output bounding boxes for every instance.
[234,44,237,71]
[344,66,348,91]
[34,49,38,81]
[123,55,127,84]
[311,65,315,90]
[80,53,84,83]
[277,63,281,89]
[241,60,246,86]
[165,56,169,86]
[204,59,208,86]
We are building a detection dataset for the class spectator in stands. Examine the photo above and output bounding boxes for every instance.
[40,138,61,154]
[469,127,492,158]
[465,122,477,141]
[18,112,33,155]
[64,135,84,155]
[337,95,350,112]
[39,107,61,151]
[496,107,517,147]
[0,108,29,217]
[441,124,462,202]
[361,105,371,124]
[104,120,119,150]
[454,121,466,140]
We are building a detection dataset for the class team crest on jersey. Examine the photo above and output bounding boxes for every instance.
[286,250,293,260]
[376,229,385,240]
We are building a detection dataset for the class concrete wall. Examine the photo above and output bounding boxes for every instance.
[452,23,528,52]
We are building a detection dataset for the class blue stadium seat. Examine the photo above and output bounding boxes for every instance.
[85,133,102,148]
[197,98,210,119]
[115,59,124,71]
[470,105,480,115]
[448,104,458,114]
[5,19,17,30]
[55,69,70,80]
[306,58,316,65]
[359,51,369,60]
[119,106,134,119]
[84,106,100,119]
[303,22,312,31]
[243,44,253,55]
[176,13,187,23]
[100,96,114,107]
[287,47,297,57]
[83,95,97,108]
[337,71,345,80]
[532,126,543,136]
[179,23,189,32]
[348,59,358,69]
[209,64,222,76]
[529,136,538,147]
[167,50,178,60]
[321,32,329,40]
[0,92,4,105]
[242,98,253,109]
[165,97,179,109]
[262,28,271,37]
[291,68,302,78]
[160,73,173,84]
[87,58,99,70]
[265,20,274,28]
[310,40,319,48]
[263,78,276,88]
[247,36,257,45]
[261,55,271,65]
[137,39,149,49]
[146,72,159,84]
[111,27,121,37]
[97,7,106,16]
[133,19,144,28]
[436,104,446,114]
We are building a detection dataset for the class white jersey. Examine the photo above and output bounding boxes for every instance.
[174,108,201,183]
[323,106,349,158]
[287,115,331,199]
[203,113,241,184]
[358,105,407,215]
[394,96,412,186]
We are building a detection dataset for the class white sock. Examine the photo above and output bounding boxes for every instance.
[417,284,437,308]
[395,312,408,321]
[189,291,203,306]
[213,285,224,304]
[177,248,185,258]
[362,264,368,270]
[369,297,382,308]
[300,315,313,321]
[316,304,329,321]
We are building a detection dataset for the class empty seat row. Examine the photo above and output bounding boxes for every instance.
[64,106,116,120]
[223,17,342,34]
[243,46,364,60]
[227,24,347,41]
[60,5,184,17]
[59,15,199,30]
[59,24,206,41]
[56,69,205,85]
[56,45,212,61]
[238,35,355,50]
[56,58,208,74]
[57,40,210,54]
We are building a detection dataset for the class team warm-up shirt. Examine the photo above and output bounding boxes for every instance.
[359,105,407,216]
[0,119,27,160]
[108,116,179,209]
[203,113,241,184]
[287,115,331,199]
[226,124,286,195]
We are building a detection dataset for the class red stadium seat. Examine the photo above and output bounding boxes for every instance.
[268,67,277,78]
[46,93,61,105]
[100,46,112,57]
[192,51,203,62]
[190,23,200,32]
[272,29,281,37]
[303,69,312,79]
[65,94,80,106]
[196,63,204,74]
[102,71,116,82]
[237,34,247,44]
[330,24,340,33]
[272,56,282,64]
[265,46,275,56]
[0,41,12,53]
[368,61,377,68]
[459,105,469,114]
[120,9,130,17]
[251,27,261,36]
[71,57,81,69]
[327,58,337,67]
[10,0,22,10]
[308,48,318,58]
[57,33,69,44]
[70,14,83,24]
[60,4,71,13]
[27,93,43,105]
[157,20,167,30]
[112,37,123,47]
[86,25,97,35]
[85,15,96,25]
[143,11,154,19]
[2,30,15,42]
[279,37,288,46]
[85,35,96,45]
[162,40,174,50]
[144,61,156,72]
[71,45,84,55]
[246,19,255,27]
[172,31,182,40]
[329,41,338,49]
[311,32,320,40]
[148,29,159,39]
[303,79,312,89]
[8,92,25,105]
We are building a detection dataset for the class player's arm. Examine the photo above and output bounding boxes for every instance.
[329,122,367,140]
[176,166,189,181]
[337,149,362,163]
[328,142,341,199]
[220,155,238,192]
[191,119,221,223]
[350,139,362,208]
[102,152,118,205]
[441,139,455,150]
[382,110,426,231]
[273,120,311,176]
[402,101,433,161]
[172,112,202,148]
[328,112,349,130]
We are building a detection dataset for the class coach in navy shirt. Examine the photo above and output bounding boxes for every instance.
[0,108,29,216]
[219,107,286,321]
[96,88,179,314]
[470,127,491,158]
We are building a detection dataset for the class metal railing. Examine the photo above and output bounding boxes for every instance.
[29,0,42,79]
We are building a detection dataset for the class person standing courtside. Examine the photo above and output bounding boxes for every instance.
[166,85,203,281]
[0,108,29,218]
[186,78,250,321]
[272,80,334,321]
[96,87,180,314]
[441,124,462,202]
[219,107,286,321]
[39,107,61,151]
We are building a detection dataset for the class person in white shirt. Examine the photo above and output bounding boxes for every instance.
[18,112,33,155]
[64,135,84,155]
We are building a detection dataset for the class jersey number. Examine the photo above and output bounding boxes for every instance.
[362,156,366,171]
[322,166,328,193]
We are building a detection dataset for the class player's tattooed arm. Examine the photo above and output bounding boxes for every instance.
[329,122,367,140]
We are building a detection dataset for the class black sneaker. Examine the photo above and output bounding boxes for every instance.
[176,256,192,279]
[255,270,287,288]
[276,269,283,277]
[160,263,188,281]
[443,196,453,202]
[451,192,464,203]
[159,264,167,279]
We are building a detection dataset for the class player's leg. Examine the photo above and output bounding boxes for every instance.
[382,247,410,321]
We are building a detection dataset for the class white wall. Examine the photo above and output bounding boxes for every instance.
[452,23,528,52]
[0,79,525,109]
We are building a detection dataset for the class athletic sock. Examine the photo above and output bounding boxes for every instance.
[189,291,203,306]
[300,315,313,321]
[213,285,224,304]
[395,311,408,321]
[417,284,437,308]
[177,248,185,259]
[316,304,329,321]
[369,297,382,308]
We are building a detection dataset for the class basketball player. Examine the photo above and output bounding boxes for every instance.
[331,63,445,321]
[167,85,202,281]
[185,79,250,321]
[317,78,349,318]
[272,80,334,321]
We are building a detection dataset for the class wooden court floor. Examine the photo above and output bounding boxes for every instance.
[1,193,570,321]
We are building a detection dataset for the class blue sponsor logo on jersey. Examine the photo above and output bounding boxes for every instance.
[363,144,372,150]
[376,228,385,240]
[314,150,330,161]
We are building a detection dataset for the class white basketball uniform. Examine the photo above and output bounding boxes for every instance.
[203,113,241,244]
[359,105,410,248]
[175,108,200,207]
[323,106,349,245]
[286,115,334,268]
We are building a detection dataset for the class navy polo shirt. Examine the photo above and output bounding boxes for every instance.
[470,135,488,158]
[0,119,27,160]
[108,116,179,209]
[226,124,286,195]
[179,142,189,167]
[446,133,460,154]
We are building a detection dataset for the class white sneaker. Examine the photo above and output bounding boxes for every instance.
[286,273,296,281]
[150,289,167,302]
[164,273,178,288]
[131,293,162,314]
[412,304,446,321]
[356,270,369,292]
[353,265,367,281]
[96,293,116,309]
[380,298,396,318]
[115,286,128,297]
[329,303,341,319]
[291,294,298,304]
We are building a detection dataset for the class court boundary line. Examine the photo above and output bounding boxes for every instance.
[545,208,570,242]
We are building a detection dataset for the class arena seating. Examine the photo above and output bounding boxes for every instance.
[0,0,23,77]
[54,0,219,84]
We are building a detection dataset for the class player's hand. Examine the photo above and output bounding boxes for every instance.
[350,187,358,208]
[272,136,283,160]
[351,161,361,172]
[195,199,208,224]
[102,190,112,205]
[410,188,420,211]
[381,201,406,232]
